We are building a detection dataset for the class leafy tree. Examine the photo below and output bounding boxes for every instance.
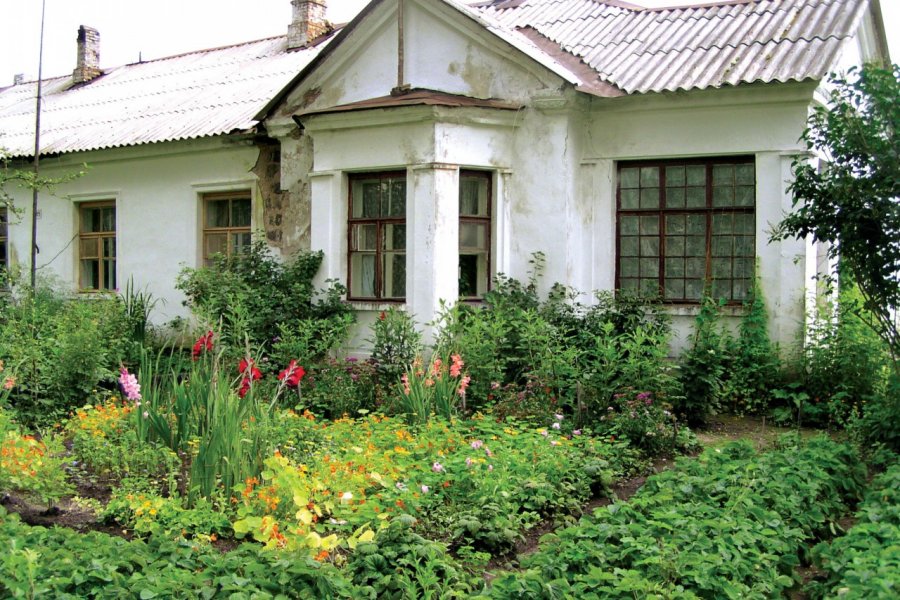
[772,64,900,367]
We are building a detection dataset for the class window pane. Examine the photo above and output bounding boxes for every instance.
[712,258,732,278]
[735,186,754,207]
[640,237,659,257]
[102,236,116,259]
[640,258,659,278]
[736,164,755,185]
[640,279,659,296]
[352,180,381,218]
[712,186,734,207]
[351,224,377,252]
[620,189,639,209]
[103,259,116,290]
[81,207,100,233]
[666,166,685,186]
[666,214,686,235]
[460,176,488,216]
[735,236,754,256]
[620,168,640,189]
[666,236,685,257]
[387,180,406,217]
[383,253,406,299]
[687,214,706,235]
[205,233,228,258]
[686,257,706,278]
[384,223,406,251]
[664,279,684,300]
[712,236,732,257]
[101,207,116,232]
[735,213,754,234]
[686,186,706,208]
[232,232,251,254]
[621,237,639,257]
[459,222,487,253]
[620,258,639,278]
[640,216,659,235]
[231,199,251,228]
[459,253,489,298]
[350,253,376,298]
[712,213,733,234]
[711,278,731,299]
[712,164,734,185]
[640,167,659,187]
[620,279,639,294]
[80,238,99,259]
[665,258,685,278]
[733,279,749,300]
[620,216,639,236]
[81,260,100,290]
[665,187,685,208]
[640,188,659,209]
[206,200,230,228]
[685,279,704,300]
[686,166,705,186]
[686,235,705,257]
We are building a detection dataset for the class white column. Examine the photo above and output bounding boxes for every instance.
[309,171,344,290]
[407,163,459,343]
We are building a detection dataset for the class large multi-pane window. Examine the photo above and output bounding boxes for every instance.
[203,192,251,265]
[0,207,7,272]
[459,171,491,299]
[616,158,755,302]
[348,172,406,300]
[79,202,116,291]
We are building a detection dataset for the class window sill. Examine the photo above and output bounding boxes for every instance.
[348,301,407,312]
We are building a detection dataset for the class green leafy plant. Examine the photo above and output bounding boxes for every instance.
[678,295,729,426]
[727,274,780,414]
[368,307,422,386]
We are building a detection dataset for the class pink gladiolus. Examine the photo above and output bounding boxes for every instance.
[119,367,141,402]
[458,375,471,397]
[3,376,14,390]
[449,354,464,378]
[401,373,411,395]
[431,358,443,378]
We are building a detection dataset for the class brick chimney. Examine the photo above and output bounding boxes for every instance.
[73,25,101,84]
[13,74,25,86]
[287,0,328,50]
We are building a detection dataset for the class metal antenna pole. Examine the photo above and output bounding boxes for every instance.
[30,0,47,288]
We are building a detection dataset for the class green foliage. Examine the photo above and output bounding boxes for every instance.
[176,241,353,355]
[368,307,422,385]
[0,282,136,428]
[727,275,780,414]
[302,357,380,419]
[102,483,231,540]
[0,425,73,508]
[772,64,900,366]
[346,518,475,599]
[485,436,865,599]
[809,463,900,599]
[270,313,355,372]
[678,295,729,426]
[0,507,356,599]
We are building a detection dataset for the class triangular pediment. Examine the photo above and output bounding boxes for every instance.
[263,0,580,125]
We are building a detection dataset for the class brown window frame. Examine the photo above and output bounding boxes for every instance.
[459,170,492,301]
[78,201,117,292]
[202,191,252,265]
[347,171,407,302]
[616,156,756,304]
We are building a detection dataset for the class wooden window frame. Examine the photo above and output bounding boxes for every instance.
[78,200,116,292]
[347,171,407,302]
[202,191,252,265]
[459,170,492,301]
[616,156,756,304]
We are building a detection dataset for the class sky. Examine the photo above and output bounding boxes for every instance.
[1,0,897,86]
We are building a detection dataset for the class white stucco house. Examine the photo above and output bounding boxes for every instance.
[0,0,892,353]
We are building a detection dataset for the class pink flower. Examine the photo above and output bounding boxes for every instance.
[470,440,483,450]
[485,447,493,457]
[550,440,560,446]
[421,485,430,494]
[431,358,443,378]
[490,381,500,390]
[449,354,464,378]
[3,376,15,390]
[401,373,411,395]
[118,367,141,402]
[552,422,561,430]
[432,462,443,473]
[540,429,548,437]
[573,429,582,436]
[458,375,471,397]
[488,464,493,472]
[465,457,473,467]
[555,413,564,421]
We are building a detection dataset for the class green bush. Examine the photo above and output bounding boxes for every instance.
[727,275,780,414]
[176,241,354,357]
[677,295,729,426]
[0,283,135,428]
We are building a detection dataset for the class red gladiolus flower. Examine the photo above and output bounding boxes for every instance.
[238,358,262,381]
[278,360,306,388]
[192,331,214,360]
[238,378,252,398]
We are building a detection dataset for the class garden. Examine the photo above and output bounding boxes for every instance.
[1,65,898,599]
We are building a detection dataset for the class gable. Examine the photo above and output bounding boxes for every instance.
[267,0,576,122]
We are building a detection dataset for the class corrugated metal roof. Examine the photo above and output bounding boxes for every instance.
[476,0,869,94]
[0,34,336,159]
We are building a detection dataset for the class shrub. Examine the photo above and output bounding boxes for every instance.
[677,295,729,426]
[176,241,353,356]
[0,282,135,428]
[368,307,422,386]
[301,357,380,419]
[727,275,780,414]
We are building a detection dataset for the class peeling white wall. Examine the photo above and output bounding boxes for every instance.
[5,139,259,325]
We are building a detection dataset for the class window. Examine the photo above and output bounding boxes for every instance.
[0,207,7,272]
[348,172,406,300]
[459,171,491,299]
[617,158,755,302]
[79,201,116,291]
[203,192,251,265]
